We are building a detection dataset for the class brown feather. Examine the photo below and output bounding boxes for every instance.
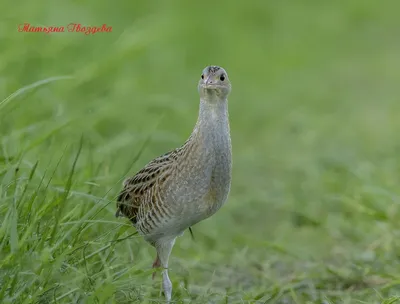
[116,150,176,224]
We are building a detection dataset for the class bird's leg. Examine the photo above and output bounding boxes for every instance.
[155,238,176,303]
[152,254,161,280]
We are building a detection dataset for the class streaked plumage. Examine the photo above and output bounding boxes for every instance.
[116,65,232,302]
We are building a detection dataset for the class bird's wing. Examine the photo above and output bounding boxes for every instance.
[116,150,176,224]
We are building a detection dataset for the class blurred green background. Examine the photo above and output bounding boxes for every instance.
[1,0,400,303]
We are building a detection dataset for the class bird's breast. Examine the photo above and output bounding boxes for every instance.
[184,130,232,220]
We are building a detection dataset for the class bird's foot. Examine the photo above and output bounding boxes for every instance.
[162,270,172,302]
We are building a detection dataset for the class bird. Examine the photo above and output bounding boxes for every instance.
[116,65,232,302]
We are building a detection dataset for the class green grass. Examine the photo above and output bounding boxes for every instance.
[1,0,400,303]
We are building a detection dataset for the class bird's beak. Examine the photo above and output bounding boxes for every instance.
[205,75,214,86]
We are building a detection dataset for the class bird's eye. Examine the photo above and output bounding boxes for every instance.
[220,75,225,81]
[201,74,204,79]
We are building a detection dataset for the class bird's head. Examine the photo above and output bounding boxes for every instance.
[198,66,231,100]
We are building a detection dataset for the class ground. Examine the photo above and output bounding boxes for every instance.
[1,0,400,303]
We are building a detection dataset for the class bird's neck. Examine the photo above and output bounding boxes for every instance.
[182,97,231,163]
[195,98,229,138]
